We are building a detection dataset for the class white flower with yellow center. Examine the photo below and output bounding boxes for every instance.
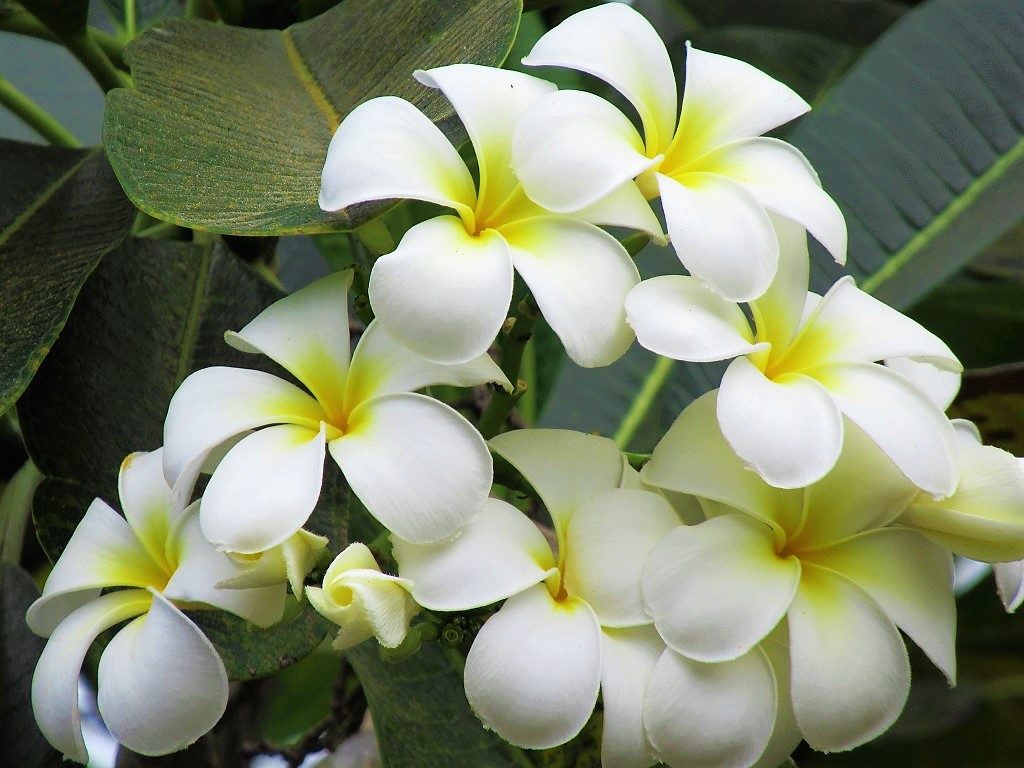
[319,63,662,368]
[164,270,508,553]
[626,216,962,494]
[393,430,679,768]
[511,2,846,302]
[640,392,956,762]
[27,450,285,763]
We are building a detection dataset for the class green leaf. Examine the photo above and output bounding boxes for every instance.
[257,645,343,746]
[101,0,179,33]
[950,363,1024,457]
[104,0,523,235]
[0,141,135,418]
[18,0,89,34]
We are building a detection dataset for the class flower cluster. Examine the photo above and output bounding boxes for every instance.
[27,4,1024,768]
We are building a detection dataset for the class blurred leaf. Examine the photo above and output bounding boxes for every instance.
[258,646,342,746]
[0,141,135,417]
[950,363,1024,456]
[104,0,522,235]
[18,0,89,34]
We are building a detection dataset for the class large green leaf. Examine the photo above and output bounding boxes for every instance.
[103,0,522,236]
[0,141,135,417]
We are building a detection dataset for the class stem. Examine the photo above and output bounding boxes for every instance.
[478,297,538,438]
[0,9,126,67]
[0,74,80,147]
[346,234,375,325]
[123,0,137,40]
[518,336,537,426]
[612,355,675,449]
[64,29,132,92]
[0,460,43,565]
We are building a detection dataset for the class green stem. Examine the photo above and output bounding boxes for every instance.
[518,336,537,426]
[0,73,80,147]
[123,0,137,40]
[478,297,538,438]
[64,29,132,92]
[0,11,128,71]
[346,234,375,325]
[0,460,43,565]
[612,355,675,449]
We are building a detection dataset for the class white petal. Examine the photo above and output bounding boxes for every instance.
[788,564,911,752]
[749,215,812,352]
[645,646,777,768]
[329,393,489,543]
[523,3,677,152]
[201,424,326,553]
[718,355,844,489]
[818,361,959,497]
[32,589,152,763]
[367,216,514,365]
[512,88,654,213]
[501,216,640,367]
[572,180,665,241]
[319,96,475,220]
[995,560,1024,612]
[563,489,679,627]
[600,626,663,768]
[225,270,352,420]
[118,449,176,570]
[98,591,228,756]
[642,515,799,662]
[886,357,962,411]
[308,567,418,650]
[625,275,763,362]
[464,584,602,749]
[658,173,778,302]
[754,628,802,768]
[163,366,326,485]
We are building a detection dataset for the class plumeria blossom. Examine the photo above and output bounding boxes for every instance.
[626,216,962,494]
[393,429,680,767]
[640,392,956,759]
[27,449,285,763]
[164,270,508,553]
[319,63,662,368]
[217,528,328,599]
[512,2,846,302]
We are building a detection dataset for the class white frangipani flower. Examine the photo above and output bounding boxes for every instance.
[164,270,508,552]
[319,63,660,368]
[217,528,328,599]
[306,542,419,651]
[640,392,956,759]
[626,216,962,494]
[27,450,285,763]
[512,2,846,302]
[393,430,679,767]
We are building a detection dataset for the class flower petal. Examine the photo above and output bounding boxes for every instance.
[749,215,812,352]
[572,180,665,241]
[319,96,475,220]
[885,357,961,411]
[329,393,490,543]
[522,3,677,152]
[501,216,640,367]
[117,449,176,571]
[644,646,777,768]
[201,423,326,554]
[563,489,679,627]
[367,216,514,365]
[97,591,228,757]
[754,628,802,768]
[599,625,663,768]
[642,515,799,662]
[658,173,778,302]
[307,567,418,651]
[464,584,602,749]
[718,355,844,489]
[788,563,911,752]
[995,558,1024,613]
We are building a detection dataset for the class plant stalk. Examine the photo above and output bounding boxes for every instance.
[478,296,538,438]
[64,29,132,92]
[612,355,675,449]
[0,73,80,147]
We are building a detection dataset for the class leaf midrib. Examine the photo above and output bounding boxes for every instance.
[281,30,341,132]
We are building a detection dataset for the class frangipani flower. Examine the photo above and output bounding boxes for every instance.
[627,216,962,494]
[217,528,328,599]
[319,63,661,368]
[306,542,419,651]
[393,430,680,767]
[641,392,956,758]
[512,2,846,302]
[27,450,285,763]
[164,270,508,552]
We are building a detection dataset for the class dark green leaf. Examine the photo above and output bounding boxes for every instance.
[104,0,522,235]
[0,141,135,417]
[18,0,89,34]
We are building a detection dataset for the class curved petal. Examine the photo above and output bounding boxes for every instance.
[788,564,911,752]
[817,361,959,498]
[319,96,475,221]
[522,3,677,152]
[163,366,326,485]
[572,180,665,241]
[501,216,640,367]
[344,319,510,411]
[118,449,175,570]
[308,569,418,650]
[995,559,1024,613]
[754,628,802,768]
[885,357,961,412]
[718,356,844,489]
[201,424,326,554]
[600,625,663,768]
[464,584,602,749]
[367,216,514,365]
[625,275,763,362]
[329,393,490,543]
[225,270,352,420]
[392,497,556,611]
[642,515,799,662]
[512,88,655,214]
[645,646,777,768]
[564,489,679,627]
[750,215,812,352]
[32,589,152,764]
[97,591,228,757]
[658,173,778,302]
